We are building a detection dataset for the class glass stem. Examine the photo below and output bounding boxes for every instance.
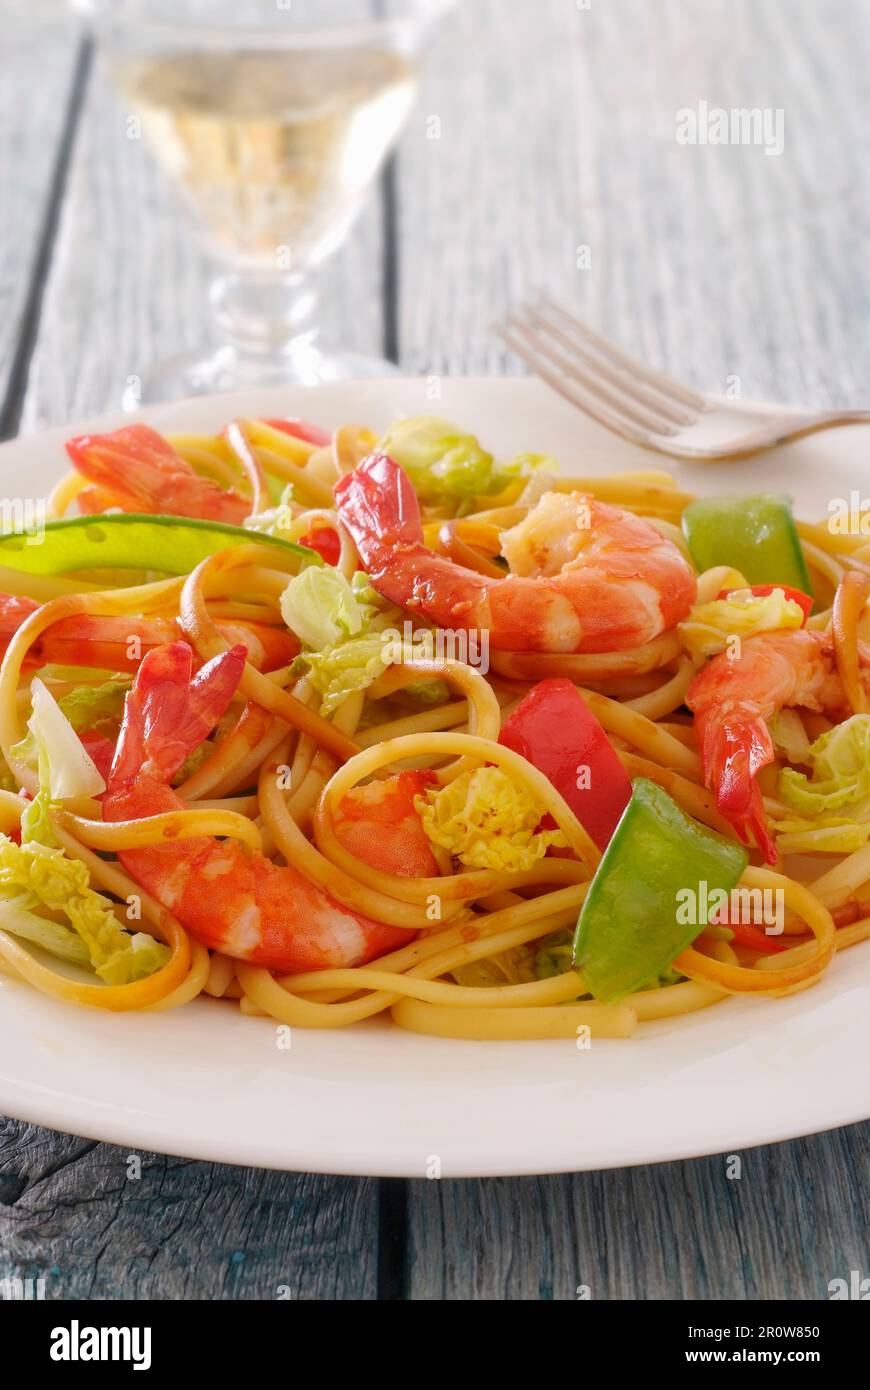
[208,267,320,365]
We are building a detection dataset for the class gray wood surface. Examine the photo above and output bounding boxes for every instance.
[0,1121,379,1299]
[2,0,870,1301]
[409,1125,870,1301]
[398,0,870,401]
[0,10,84,433]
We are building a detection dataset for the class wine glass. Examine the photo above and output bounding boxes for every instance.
[71,0,456,403]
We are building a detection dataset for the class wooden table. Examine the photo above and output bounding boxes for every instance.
[1,0,869,1300]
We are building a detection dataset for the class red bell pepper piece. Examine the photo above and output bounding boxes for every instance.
[499,679,631,851]
[718,584,813,625]
[263,418,332,448]
[300,526,341,566]
[709,915,791,955]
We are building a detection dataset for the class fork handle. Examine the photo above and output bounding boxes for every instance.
[688,408,870,463]
[750,408,870,454]
[794,409,870,431]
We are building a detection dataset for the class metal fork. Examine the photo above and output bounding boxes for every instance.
[501,298,870,462]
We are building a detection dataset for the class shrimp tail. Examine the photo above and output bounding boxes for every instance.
[0,594,39,649]
[333,453,424,574]
[66,426,181,510]
[110,640,246,789]
[66,425,250,524]
[696,708,777,865]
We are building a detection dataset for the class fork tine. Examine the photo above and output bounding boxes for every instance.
[527,304,700,430]
[506,311,684,438]
[502,318,670,449]
[539,297,708,415]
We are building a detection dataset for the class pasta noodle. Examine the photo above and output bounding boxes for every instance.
[0,413,866,1043]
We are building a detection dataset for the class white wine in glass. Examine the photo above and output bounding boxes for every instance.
[72,0,457,402]
[116,46,417,272]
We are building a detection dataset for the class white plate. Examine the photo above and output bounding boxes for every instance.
[1,377,869,1177]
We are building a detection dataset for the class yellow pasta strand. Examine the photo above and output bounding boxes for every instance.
[2,439,868,1041]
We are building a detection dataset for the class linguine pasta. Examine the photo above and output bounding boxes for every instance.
[0,414,867,1042]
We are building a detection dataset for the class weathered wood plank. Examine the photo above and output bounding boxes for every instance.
[408,1123,870,1301]
[0,1119,379,1300]
[396,0,870,405]
[0,14,83,427]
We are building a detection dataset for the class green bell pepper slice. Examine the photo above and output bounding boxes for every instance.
[0,513,319,576]
[682,493,813,597]
[573,778,748,1002]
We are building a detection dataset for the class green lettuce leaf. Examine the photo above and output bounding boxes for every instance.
[769,709,812,765]
[778,714,870,820]
[0,898,89,966]
[13,679,128,772]
[285,567,402,716]
[403,679,452,707]
[451,943,539,989]
[20,787,58,848]
[280,567,373,652]
[244,484,296,539]
[679,587,805,660]
[56,679,129,732]
[378,417,545,510]
[415,766,567,872]
[174,739,213,788]
[772,818,870,855]
[300,635,390,717]
[0,837,169,984]
[11,678,106,803]
[1,680,168,983]
[535,929,576,982]
[534,929,683,991]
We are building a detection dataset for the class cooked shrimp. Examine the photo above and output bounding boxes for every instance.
[104,641,438,973]
[0,594,298,673]
[687,628,870,863]
[330,770,440,878]
[334,454,696,653]
[67,425,250,525]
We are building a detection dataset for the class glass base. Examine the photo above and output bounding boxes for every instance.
[125,343,401,408]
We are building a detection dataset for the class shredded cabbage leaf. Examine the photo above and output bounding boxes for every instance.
[779,714,870,817]
[772,819,870,855]
[415,767,567,872]
[535,930,577,982]
[403,679,452,707]
[282,567,393,714]
[0,751,17,793]
[54,679,129,732]
[774,714,870,851]
[679,587,804,660]
[378,416,545,511]
[451,944,539,989]
[769,709,812,765]
[0,897,90,967]
[0,683,169,984]
[174,739,213,788]
[280,566,373,652]
[244,484,296,538]
[12,678,106,802]
[299,635,391,717]
[532,928,683,991]
[285,569,406,715]
[0,837,169,984]
[12,679,128,772]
